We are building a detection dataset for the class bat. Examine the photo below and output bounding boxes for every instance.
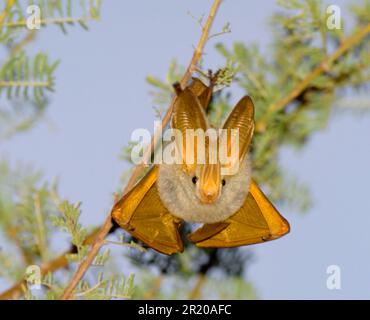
[111,75,290,255]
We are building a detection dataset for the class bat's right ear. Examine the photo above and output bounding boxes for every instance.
[171,87,209,174]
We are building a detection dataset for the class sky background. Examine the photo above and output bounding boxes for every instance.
[1,0,369,299]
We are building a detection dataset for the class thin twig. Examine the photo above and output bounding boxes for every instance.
[0,16,99,28]
[207,22,231,41]
[188,274,206,299]
[103,240,146,253]
[59,0,223,300]
[10,31,37,56]
[73,280,107,298]
[33,193,49,264]
[187,11,205,29]
[207,30,231,41]
[0,81,51,88]
[255,22,370,133]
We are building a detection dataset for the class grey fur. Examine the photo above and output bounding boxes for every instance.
[157,156,251,223]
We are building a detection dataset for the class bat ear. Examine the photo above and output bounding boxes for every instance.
[171,87,209,174]
[220,96,255,173]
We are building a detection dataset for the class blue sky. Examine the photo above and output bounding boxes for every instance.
[1,0,369,299]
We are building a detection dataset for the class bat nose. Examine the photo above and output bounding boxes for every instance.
[206,192,216,201]
[199,188,220,204]
[197,164,221,204]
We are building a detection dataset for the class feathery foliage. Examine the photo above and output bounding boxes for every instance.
[0,0,101,139]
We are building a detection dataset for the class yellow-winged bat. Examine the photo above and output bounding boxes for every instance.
[112,76,290,255]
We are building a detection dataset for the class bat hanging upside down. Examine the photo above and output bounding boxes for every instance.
[111,75,290,255]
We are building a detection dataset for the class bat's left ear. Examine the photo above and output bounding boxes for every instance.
[220,96,255,169]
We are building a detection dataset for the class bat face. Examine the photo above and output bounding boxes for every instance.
[157,156,251,224]
[111,76,290,255]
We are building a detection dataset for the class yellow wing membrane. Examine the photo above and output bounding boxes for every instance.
[188,180,290,248]
[111,166,184,255]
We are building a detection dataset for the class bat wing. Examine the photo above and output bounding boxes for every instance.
[111,166,184,255]
[188,179,290,248]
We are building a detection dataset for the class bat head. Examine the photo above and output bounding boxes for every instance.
[157,83,255,223]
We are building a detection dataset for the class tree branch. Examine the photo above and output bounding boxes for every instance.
[255,22,370,133]
[59,0,223,300]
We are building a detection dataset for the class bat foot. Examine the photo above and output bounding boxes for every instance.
[172,82,182,95]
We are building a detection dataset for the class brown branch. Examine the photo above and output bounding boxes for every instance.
[59,0,223,300]
[255,22,370,133]
[1,255,68,300]
[188,274,206,299]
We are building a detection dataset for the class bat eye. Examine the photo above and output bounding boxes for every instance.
[192,176,198,184]
[222,179,226,186]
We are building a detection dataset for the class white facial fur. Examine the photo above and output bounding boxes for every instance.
[157,156,251,223]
